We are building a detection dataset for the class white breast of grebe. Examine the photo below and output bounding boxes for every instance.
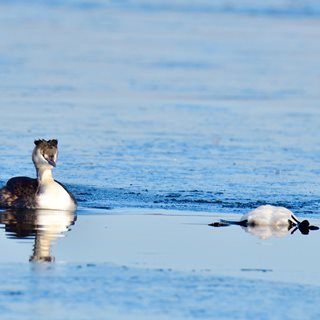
[241,205,295,226]
[36,182,76,211]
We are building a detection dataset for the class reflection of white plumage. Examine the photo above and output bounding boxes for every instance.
[244,223,290,240]
[0,208,76,262]
[35,209,75,235]
[210,205,319,239]
[31,209,76,262]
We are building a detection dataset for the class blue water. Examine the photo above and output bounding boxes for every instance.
[1,0,320,319]
[1,1,320,215]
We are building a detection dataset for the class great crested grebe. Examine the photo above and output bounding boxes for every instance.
[0,139,76,211]
[209,204,319,237]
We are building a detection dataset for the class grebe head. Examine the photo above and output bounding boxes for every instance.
[32,139,58,169]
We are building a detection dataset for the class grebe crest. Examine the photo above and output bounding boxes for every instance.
[0,139,77,211]
[209,205,319,239]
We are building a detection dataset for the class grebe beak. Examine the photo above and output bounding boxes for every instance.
[47,159,56,167]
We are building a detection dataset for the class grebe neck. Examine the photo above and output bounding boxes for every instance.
[37,167,54,183]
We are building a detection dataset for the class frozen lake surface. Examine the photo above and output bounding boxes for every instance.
[0,0,320,319]
[1,208,320,320]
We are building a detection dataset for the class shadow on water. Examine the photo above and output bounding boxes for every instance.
[0,209,76,262]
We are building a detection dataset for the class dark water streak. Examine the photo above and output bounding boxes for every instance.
[69,184,320,215]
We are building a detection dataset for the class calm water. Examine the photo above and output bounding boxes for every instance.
[1,208,320,320]
[0,0,320,319]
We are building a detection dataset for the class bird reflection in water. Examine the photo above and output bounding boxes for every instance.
[0,209,76,262]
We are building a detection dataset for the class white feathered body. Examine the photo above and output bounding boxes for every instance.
[37,181,76,211]
[241,205,295,226]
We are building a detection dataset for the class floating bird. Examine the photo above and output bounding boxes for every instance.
[0,139,76,210]
[209,205,319,239]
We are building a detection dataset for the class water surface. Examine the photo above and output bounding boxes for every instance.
[0,0,320,319]
[0,0,320,214]
[1,208,320,319]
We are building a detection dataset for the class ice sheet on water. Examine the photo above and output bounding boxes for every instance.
[0,263,319,320]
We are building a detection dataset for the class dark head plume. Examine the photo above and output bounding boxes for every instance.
[34,139,58,147]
